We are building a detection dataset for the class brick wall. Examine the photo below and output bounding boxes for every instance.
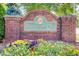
[4,10,76,43]
[4,16,22,43]
[61,15,76,43]
[20,10,59,41]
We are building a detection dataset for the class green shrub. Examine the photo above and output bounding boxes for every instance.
[1,45,30,56]
[35,41,77,56]
[1,40,79,56]
[0,4,7,40]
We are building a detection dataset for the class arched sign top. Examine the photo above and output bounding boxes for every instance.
[22,10,58,22]
[23,10,58,32]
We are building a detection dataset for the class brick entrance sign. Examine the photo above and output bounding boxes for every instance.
[4,10,76,43]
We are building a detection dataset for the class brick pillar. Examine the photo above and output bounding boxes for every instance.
[4,16,22,43]
[61,15,76,43]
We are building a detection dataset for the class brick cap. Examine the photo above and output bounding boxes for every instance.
[4,15,23,18]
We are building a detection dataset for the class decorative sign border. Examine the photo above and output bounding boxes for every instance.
[24,16,57,32]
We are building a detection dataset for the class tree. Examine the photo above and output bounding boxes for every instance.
[21,3,75,16]
[55,3,74,16]
[0,4,8,40]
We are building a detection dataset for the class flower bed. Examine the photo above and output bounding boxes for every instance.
[0,39,79,56]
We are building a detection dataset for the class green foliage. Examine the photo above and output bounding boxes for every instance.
[1,45,30,56]
[56,3,74,16]
[0,4,7,40]
[1,40,30,56]
[22,3,75,16]
[1,40,79,56]
[35,41,78,56]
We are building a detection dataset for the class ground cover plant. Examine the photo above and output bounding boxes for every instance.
[0,39,79,56]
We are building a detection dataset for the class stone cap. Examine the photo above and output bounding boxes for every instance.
[4,15,23,18]
[4,15,23,21]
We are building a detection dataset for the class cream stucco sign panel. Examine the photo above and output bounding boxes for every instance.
[24,16,57,32]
